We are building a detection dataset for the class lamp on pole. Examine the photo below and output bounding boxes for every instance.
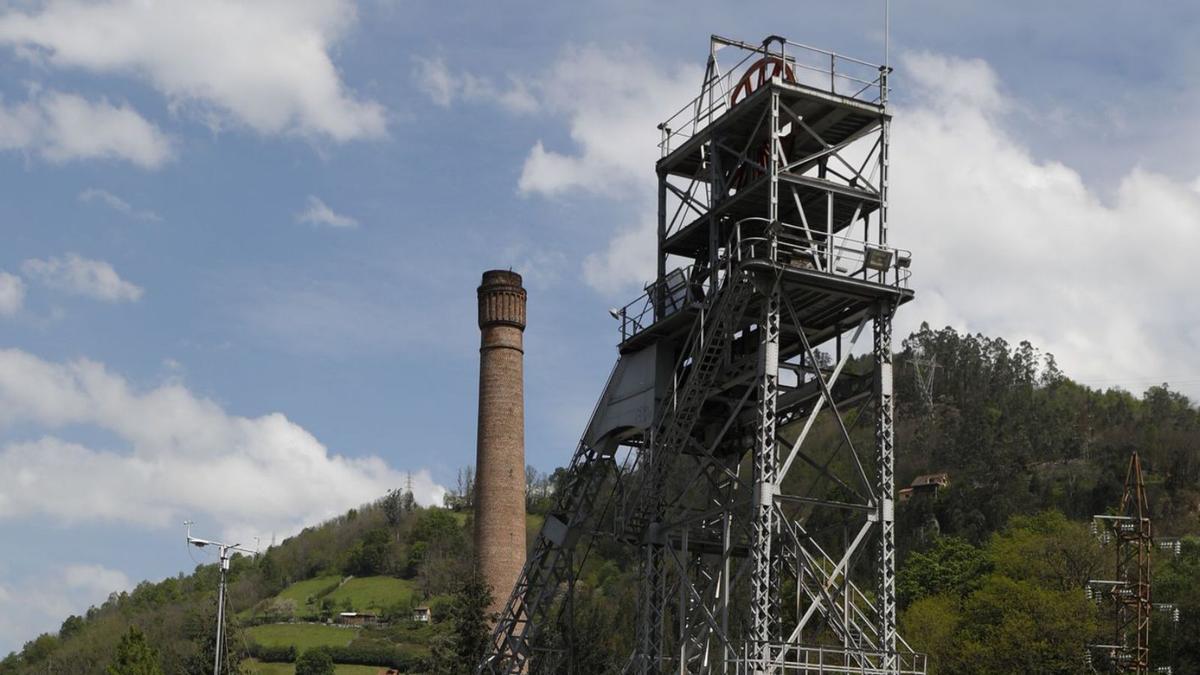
[185,521,257,675]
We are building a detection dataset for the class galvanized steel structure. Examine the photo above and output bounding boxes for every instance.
[481,35,924,674]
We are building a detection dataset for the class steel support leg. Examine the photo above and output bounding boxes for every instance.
[637,541,665,674]
[874,302,897,672]
[750,276,781,669]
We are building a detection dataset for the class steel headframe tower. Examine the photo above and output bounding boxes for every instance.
[1088,453,1154,674]
[481,35,923,674]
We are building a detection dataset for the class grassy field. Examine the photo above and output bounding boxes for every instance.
[277,575,343,608]
[324,576,413,612]
[243,659,383,674]
[244,623,359,650]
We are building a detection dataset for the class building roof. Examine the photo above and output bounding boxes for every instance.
[910,473,950,488]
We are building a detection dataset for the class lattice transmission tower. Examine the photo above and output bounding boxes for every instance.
[1087,452,1178,674]
[481,35,924,674]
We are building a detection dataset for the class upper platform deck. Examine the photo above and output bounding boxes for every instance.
[655,36,889,172]
[653,37,891,262]
[658,77,886,181]
[616,220,913,355]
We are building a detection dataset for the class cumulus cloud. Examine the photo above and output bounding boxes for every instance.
[494,46,1200,396]
[0,564,130,655]
[0,0,386,141]
[513,47,700,198]
[79,188,161,222]
[296,195,358,229]
[891,51,1200,395]
[414,56,536,114]
[438,46,699,293]
[0,90,171,168]
[0,272,23,316]
[21,253,143,302]
[0,348,447,542]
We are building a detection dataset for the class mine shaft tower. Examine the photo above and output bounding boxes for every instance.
[482,35,924,674]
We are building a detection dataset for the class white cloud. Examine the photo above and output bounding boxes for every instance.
[0,90,171,168]
[0,272,23,316]
[0,348,447,542]
[500,242,569,292]
[79,188,161,222]
[513,47,700,198]
[0,564,129,655]
[891,52,1200,396]
[444,46,699,293]
[414,57,455,107]
[62,564,131,600]
[495,46,1200,397]
[414,56,536,114]
[296,195,358,229]
[0,0,386,142]
[22,253,143,302]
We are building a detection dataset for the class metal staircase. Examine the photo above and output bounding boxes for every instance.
[623,267,756,539]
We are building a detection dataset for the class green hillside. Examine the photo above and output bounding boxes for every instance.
[324,577,416,613]
[3,325,1200,674]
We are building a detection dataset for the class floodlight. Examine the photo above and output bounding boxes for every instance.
[896,251,912,268]
[864,245,893,271]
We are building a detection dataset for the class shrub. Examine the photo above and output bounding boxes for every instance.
[295,649,334,675]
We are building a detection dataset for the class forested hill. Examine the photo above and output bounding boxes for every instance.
[894,323,1200,541]
[3,325,1199,674]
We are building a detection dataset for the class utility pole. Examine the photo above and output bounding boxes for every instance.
[185,521,257,675]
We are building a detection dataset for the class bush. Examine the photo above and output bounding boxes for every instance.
[295,649,334,675]
[245,643,296,663]
[313,645,430,670]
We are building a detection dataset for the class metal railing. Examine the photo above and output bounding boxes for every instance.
[728,218,911,289]
[734,643,927,675]
[659,36,888,157]
[614,264,705,342]
[616,219,910,344]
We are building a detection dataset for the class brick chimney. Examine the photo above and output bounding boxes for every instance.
[474,270,526,618]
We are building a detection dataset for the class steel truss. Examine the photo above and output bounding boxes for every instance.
[481,35,923,674]
[1087,453,1156,674]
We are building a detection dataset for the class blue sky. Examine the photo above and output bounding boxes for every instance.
[1,0,1199,654]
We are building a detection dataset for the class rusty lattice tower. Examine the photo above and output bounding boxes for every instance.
[474,270,528,618]
[482,35,924,674]
[1087,453,1157,674]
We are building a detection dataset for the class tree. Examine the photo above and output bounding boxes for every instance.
[987,511,1102,591]
[182,599,244,675]
[106,626,163,675]
[899,594,960,675]
[59,615,85,640]
[295,649,335,675]
[897,536,989,607]
[949,575,1097,674]
[345,528,392,576]
[382,488,408,536]
[19,634,59,665]
[432,573,493,674]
